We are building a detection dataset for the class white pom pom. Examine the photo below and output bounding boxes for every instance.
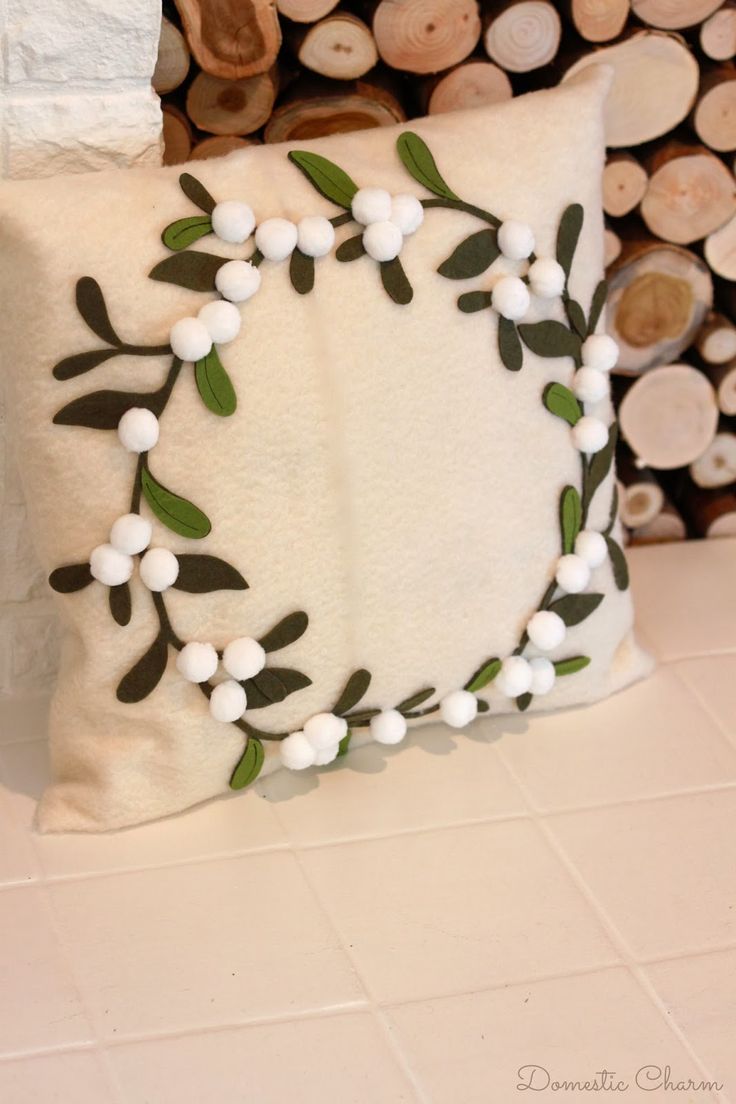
[169,317,212,363]
[390,194,424,236]
[496,655,533,698]
[555,554,591,594]
[89,543,134,587]
[362,220,403,262]
[109,513,151,556]
[303,712,348,751]
[139,547,179,592]
[117,407,159,453]
[529,657,555,696]
[575,529,608,568]
[492,275,530,321]
[211,200,256,244]
[527,611,566,652]
[370,709,407,745]
[209,679,247,723]
[572,416,609,454]
[198,300,241,345]
[573,367,609,404]
[497,220,535,260]
[222,637,266,681]
[254,218,298,261]
[297,216,335,258]
[439,689,478,729]
[176,642,219,683]
[351,187,392,226]
[581,333,618,372]
[215,259,261,303]
[528,257,566,299]
[280,731,316,770]
[314,743,339,766]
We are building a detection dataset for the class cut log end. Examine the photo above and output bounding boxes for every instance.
[174,0,282,80]
[631,0,722,31]
[640,146,736,245]
[700,4,736,62]
[276,0,338,21]
[153,16,190,95]
[690,432,736,489]
[684,487,736,538]
[186,68,278,135]
[373,0,481,75]
[693,70,736,153]
[265,87,405,143]
[427,60,512,115]
[161,103,192,166]
[602,153,648,218]
[190,135,259,160]
[696,313,736,365]
[296,14,378,81]
[484,1,561,74]
[619,363,719,469]
[570,0,629,42]
[705,213,736,281]
[628,501,687,544]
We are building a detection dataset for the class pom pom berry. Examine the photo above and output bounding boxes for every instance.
[89,543,134,587]
[362,221,403,262]
[497,220,535,260]
[303,712,348,751]
[492,275,530,321]
[555,554,591,594]
[209,679,247,723]
[581,333,618,372]
[215,259,261,303]
[211,200,255,244]
[496,655,533,697]
[169,317,212,363]
[109,513,151,556]
[390,194,424,236]
[255,218,298,262]
[351,187,391,226]
[140,547,179,592]
[198,300,241,345]
[529,657,555,696]
[297,216,335,258]
[117,408,159,454]
[439,689,478,728]
[573,367,608,404]
[528,257,565,299]
[527,611,566,651]
[370,709,407,745]
[280,731,316,770]
[222,637,266,681]
[575,530,608,568]
[176,642,219,683]
[572,416,609,455]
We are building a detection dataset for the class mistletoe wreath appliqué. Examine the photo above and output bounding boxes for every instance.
[48,132,629,792]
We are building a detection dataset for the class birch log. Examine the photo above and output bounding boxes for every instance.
[704,360,736,414]
[640,143,736,245]
[617,454,665,527]
[700,4,736,62]
[568,0,630,43]
[693,68,736,152]
[690,432,736,488]
[153,17,191,94]
[704,213,736,281]
[629,500,687,544]
[483,1,561,73]
[630,0,722,30]
[264,75,406,142]
[277,0,339,20]
[618,363,719,468]
[424,61,512,114]
[602,153,648,217]
[292,15,378,80]
[372,0,481,74]
[696,313,736,365]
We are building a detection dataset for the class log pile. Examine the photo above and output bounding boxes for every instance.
[154,0,736,542]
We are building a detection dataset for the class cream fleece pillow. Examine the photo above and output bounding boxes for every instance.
[0,66,650,832]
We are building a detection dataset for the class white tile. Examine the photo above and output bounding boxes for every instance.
[548,790,736,960]
[0,886,93,1055]
[47,853,366,1040]
[0,695,50,745]
[0,752,38,884]
[388,967,719,1104]
[0,1050,113,1104]
[498,666,736,812]
[111,1011,416,1104]
[674,655,736,747]
[301,821,618,1004]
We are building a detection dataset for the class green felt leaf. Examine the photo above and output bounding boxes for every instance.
[438,229,499,280]
[243,667,312,709]
[554,655,591,677]
[194,347,236,416]
[606,536,630,591]
[465,658,501,692]
[557,203,584,279]
[380,257,413,304]
[48,562,93,593]
[289,249,315,295]
[179,172,216,214]
[604,485,619,537]
[583,423,618,515]
[396,132,458,200]
[140,467,211,540]
[337,730,352,757]
[498,316,523,371]
[336,234,366,262]
[457,290,491,314]
[560,485,582,555]
[149,251,226,291]
[229,738,265,790]
[288,150,358,208]
[548,592,604,627]
[54,389,161,429]
[172,554,247,593]
[477,699,490,713]
[518,320,581,360]
[162,215,212,251]
[516,692,533,712]
[109,583,132,627]
[565,298,587,339]
[333,669,371,715]
[397,687,435,712]
[588,280,607,336]
[53,348,119,381]
[543,382,582,426]
[116,633,168,703]
[259,611,309,653]
[76,277,121,346]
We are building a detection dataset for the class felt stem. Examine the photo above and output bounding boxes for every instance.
[119,342,172,357]
[330,211,354,228]
[421,197,501,229]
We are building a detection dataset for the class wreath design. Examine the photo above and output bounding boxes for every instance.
[48,132,628,791]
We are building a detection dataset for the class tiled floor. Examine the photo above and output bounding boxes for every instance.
[0,540,734,1103]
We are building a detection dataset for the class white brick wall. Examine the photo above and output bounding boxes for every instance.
[0,0,163,695]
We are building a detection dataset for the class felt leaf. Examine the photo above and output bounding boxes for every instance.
[258,611,309,653]
[289,249,315,295]
[172,554,247,593]
[543,382,582,426]
[333,669,371,715]
[477,699,490,713]
[76,277,121,346]
[108,583,132,627]
[583,423,618,513]
[559,485,582,555]
[465,658,501,693]
[149,251,226,292]
[606,536,630,591]
[288,151,358,208]
[229,738,265,790]
[498,316,523,372]
[397,687,435,712]
[588,279,608,336]
[516,692,533,712]
[458,291,491,314]
[396,132,459,200]
[565,297,587,339]
[548,592,604,627]
[53,348,119,381]
[140,467,211,540]
[53,388,160,429]
[162,215,213,251]
[243,667,312,709]
[518,320,581,360]
[116,633,168,703]
[437,229,499,280]
[337,730,352,757]
[556,203,584,279]
[336,234,366,262]
[380,257,413,305]
[342,708,380,724]
[48,562,93,593]
[179,172,216,214]
[604,485,619,537]
[194,347,237,417]
[554,655,591,676]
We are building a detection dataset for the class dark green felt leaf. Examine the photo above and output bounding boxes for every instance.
[179,172,216,214]
[583,423,618,514]
[543,382,582,426]
[557,203,584,279]
[606,536,630,591]
[140,467,211,539]
[243,667,312,710]
[549,592,604,626]
[380,257,413,304]
[437,229,499,280]
[288,151,358,208]
[229,738,264,790]
[498,317,523,371]
[194,347,236,416]
[458,290,492,314]
[109,583,132,627]
[336,234,366,262]
[53,348,119,381]
[53,389,161,429]
[518,320,581,360]
[48,562,93,593]
[477,699,490,713]
[333,669,371,715]
[76,277,121,346]
[162,215,212,251]
[149,251,226,291]
[116,633,168,703]
[604,485,619,537]
[560,485,582,555]
[337,730,352,757]
[259,611,309,653]
[289,248,315,295]
[516,692,533,712]
[396,132,459,200]
[465,658,501,692]
[554,655,591,676]
[397,687,435,712]
[172,554,247,593]
[588,280,607,336]
[565,298,587,339]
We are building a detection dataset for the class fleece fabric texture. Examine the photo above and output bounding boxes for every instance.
[0,66,651,832]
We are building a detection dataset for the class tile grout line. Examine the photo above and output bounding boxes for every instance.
[669,663,736,755]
